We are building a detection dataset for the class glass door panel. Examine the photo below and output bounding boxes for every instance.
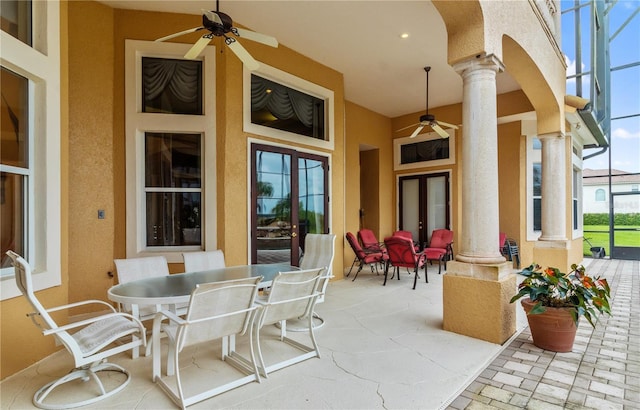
[401,178,420,240]
[254,150,293,264]
[426,176,447,241]
[251,144,329,265]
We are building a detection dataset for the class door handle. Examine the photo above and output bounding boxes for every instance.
[291,232,297,238]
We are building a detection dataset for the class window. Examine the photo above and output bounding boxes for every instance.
[526,132,542,240]
[0,0,32,46]
[1,1,61,300]
[595,188,606,201]
[125,40,216,262]
[145,132,201,247]
[394,132,456,170]
[250,74,325,140]
[571,141,583,238]
[1,68,28,264]
[400,139,449,164]
[243,63,334,150]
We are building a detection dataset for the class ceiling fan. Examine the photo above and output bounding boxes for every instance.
[397,66,459,139]
[155,0,278,71]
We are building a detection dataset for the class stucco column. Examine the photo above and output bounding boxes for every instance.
[443,54,515,345]
[538,132,567,241]
[453,54,505,265]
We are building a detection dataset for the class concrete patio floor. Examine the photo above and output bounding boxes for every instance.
[1,258,636,409]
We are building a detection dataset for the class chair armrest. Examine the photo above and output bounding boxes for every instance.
[153,310,186,326]
[42,311,144,336]
[45,299,117,314]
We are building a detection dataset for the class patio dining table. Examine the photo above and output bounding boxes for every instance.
[108,262,296,307]
[107,262,298,357]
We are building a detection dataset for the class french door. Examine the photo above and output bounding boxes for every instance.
[251,144,329,265]
[398,172,450,248]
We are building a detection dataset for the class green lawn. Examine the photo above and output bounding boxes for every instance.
[583,225,640,256]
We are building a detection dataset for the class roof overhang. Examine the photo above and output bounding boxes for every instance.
[565,95,608,149]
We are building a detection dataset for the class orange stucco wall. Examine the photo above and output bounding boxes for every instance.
[343,102,393,271]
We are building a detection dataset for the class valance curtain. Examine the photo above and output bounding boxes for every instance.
[143,59,200,104]
[251,75,314,128]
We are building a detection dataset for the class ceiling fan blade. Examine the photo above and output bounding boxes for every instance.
[156,26,204,43]
[184,35,213,59]
[227,39,260,70]
[431,122,451,139]
[234,28,278,48]
[202,9,222,25]
[395,122,420,132]
[435,120,459,129]
[409,125,425,139]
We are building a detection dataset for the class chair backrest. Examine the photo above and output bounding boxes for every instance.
[114,256,169,284]
[393,230,413,240]
[384,236,418,268]
[357,229,380,250]
[428,229,453,250]
[258,268,322,327]
[5,251,77,352]
[346,232,366,259]
[300,234,335,303]
[300,234,335,277]
[183,250,226,273]
[178,276,261,351]
[499,232,507,248]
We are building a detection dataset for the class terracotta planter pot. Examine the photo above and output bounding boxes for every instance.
[521,298,578,352]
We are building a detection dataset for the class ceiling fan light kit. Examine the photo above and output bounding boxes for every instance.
[397,66,459,139]
[155,1,278,71]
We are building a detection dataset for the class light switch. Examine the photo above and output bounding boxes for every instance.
[98,210,105,219]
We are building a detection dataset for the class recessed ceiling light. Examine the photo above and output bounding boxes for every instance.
[400,33,409,39]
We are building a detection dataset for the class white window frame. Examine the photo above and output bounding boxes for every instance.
[393,131,456,171]
[1,1,61,300]
[243,63,335,151]
[125,40,216,263]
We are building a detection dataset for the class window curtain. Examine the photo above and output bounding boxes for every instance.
[251,75,314,128]
[143,59,200,104]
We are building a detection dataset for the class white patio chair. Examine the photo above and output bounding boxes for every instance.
[182,250,226,273]
[286,233,335,331]
[151,276,262,409]
[5,251,146,410]
[253,268,323,377]
[114,255,186,358]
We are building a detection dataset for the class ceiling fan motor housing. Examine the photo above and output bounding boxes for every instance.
[419,114,435,123]
[203,11,233,35]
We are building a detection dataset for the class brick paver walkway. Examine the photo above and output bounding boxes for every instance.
[447,259,640,410]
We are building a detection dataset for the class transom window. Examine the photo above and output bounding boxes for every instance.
[142,57,203,115]
[400,139,449,164]
[243,63,335,150]
[250,74,325,140]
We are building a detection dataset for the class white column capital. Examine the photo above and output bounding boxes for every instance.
[453,53,505,76]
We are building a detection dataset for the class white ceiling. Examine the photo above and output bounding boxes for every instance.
[99,0,521,119]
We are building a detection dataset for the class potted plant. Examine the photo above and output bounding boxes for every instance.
[510,263,611,352]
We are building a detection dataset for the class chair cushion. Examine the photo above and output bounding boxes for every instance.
[73,315,142,356]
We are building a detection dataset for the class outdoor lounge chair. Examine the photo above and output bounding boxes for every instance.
[5,250,146,410]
